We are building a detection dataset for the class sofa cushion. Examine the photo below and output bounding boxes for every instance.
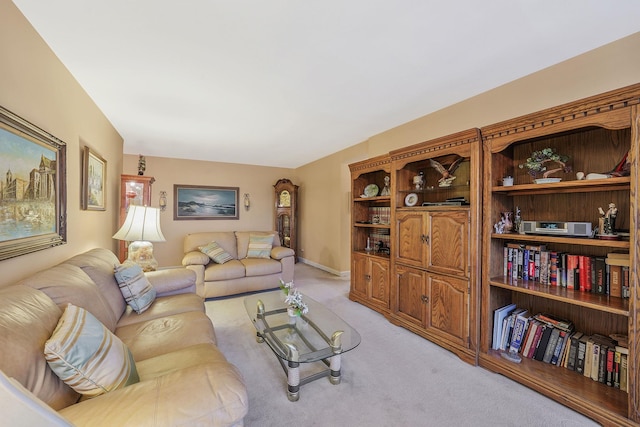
[184,231,238,259]
[115,311,216,361]
[0,286,79,411]
[64,248,127,323]
[241,258,282,276]
[114,262,156,314]
[45,304,139,398]
[182,250,211,266]
[199,241,234,264]
[204,260,246,281]
[117,293,204,328]
[58,360,248,427]
[246,234,274,259]
[20,263,119,332]
[235,231,279,259]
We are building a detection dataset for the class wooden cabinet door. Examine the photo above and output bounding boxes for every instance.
[369,257,389,307]
[351,253,369,299]
[426,273,469,347]
[396,211,427,267]
[395,264,426,327]
[426,210,469,278]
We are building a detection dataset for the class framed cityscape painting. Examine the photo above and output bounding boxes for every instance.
[173,184,239,220]
[0,106,67,260]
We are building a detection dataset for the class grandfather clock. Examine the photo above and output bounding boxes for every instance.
[274,178,298,261]
[118,174,154,262]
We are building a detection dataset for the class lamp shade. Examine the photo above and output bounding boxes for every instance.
[113,205,166,242]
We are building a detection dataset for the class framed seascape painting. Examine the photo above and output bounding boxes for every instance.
[0,106,67,261]
[82,146,106,210]
[174,185,239,220]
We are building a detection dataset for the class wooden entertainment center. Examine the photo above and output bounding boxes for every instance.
[349,83,640,425]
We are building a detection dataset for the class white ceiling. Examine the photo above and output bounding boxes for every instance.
[13,1,640,168]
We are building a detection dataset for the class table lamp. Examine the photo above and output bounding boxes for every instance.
[113,205,166,271]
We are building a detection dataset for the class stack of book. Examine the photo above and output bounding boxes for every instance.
[492,304,629,391]
[503,245,630,298]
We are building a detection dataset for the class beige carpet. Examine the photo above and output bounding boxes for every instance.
[205,263,597,427]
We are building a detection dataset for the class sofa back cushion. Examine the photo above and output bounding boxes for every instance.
[235,231,280,259]
[20,263,119,332]
[0,286,80,410]
[184,232,238,259]
[64,248,127,322]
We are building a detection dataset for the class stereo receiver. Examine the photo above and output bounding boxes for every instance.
[521,221,592,237]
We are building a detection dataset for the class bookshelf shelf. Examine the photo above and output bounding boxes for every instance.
[480,84,640,425]
[489,277,630,316]
[492,176,630,195]
[349,154,392,316]
[481,350,629,425]
[491,233,630,249]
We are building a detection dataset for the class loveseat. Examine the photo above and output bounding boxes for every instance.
[0,248,248,427]
[182,231,295,298]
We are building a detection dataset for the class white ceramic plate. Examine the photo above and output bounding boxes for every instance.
[363,184,379,197]
[404,193,418,206]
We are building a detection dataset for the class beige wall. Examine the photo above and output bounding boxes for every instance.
[0,0,124,286]
[296,31,640,275]
[122,155,294,266]
[2,0,639,283]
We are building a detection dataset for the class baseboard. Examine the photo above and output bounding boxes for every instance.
[297,257,350,278]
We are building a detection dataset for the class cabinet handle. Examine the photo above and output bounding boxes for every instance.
[365,274,371,281]
[421,295,429,303]
[421,234,429,244]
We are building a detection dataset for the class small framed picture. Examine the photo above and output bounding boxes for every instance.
[82,146,107,210]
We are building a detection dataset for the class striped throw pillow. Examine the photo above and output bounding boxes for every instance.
[199,241,233,264]
[44,303,139,398]
[246,234,273,259]
[114,261,156,314]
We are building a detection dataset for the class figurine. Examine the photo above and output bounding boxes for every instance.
[138,155,146,175]
[494,211,513,234]
[380,175,391,196]
[413,171,424,190]
[598,203,618,235]
[513,206,522,234]
[429,156,463,187]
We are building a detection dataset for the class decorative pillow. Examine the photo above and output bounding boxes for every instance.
[199,241,233,264]
[246,234,273,259]
[44,303,139,398]
[114,261,156,314]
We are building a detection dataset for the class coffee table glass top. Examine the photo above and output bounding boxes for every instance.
[244,290,361,363]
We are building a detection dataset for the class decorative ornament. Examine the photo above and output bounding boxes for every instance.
[519,148,571,180]
[138,155,146,175]
[429,156,463,187]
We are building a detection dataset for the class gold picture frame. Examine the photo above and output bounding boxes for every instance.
[82,146,107,211]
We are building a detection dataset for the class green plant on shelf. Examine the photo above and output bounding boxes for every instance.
[519,148,572,179]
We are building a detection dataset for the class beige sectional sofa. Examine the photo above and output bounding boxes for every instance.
[182,231,295,298]
[0,248,248,427]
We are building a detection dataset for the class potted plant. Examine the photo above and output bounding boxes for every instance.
[519,148,572,183]
[279,279,309,316]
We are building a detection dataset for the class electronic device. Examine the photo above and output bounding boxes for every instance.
[521,221,592,237]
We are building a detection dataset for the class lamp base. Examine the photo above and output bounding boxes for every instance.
[127,241,158,272]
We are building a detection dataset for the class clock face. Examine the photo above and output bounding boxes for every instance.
[279,190,291,207]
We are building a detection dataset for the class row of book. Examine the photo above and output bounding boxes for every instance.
[503,243,630,298]
[493,304,629,392]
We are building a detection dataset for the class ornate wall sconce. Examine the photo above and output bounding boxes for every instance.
[244,193,250,211]
[159,191,167,211]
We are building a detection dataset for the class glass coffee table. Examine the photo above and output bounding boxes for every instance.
[244,290,361,401]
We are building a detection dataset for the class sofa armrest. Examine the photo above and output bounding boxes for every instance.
[145,268,196,296]
[182,250,210,266]
[271,246,295,260]
[0,371,73,427]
